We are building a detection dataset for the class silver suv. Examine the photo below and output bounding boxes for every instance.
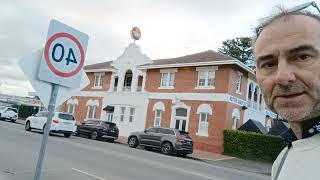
[128,127,193,157]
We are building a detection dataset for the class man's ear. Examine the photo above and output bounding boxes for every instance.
[253,68,257,76]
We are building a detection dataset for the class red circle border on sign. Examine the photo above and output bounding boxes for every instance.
[44,32,84,78]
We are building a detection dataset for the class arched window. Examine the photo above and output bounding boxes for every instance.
[153,102,165,127]
[253,86,259,109]
[67,99,78,115]
[123,70,133,92]
[247,83,254,107]
[86,99,99,119]
[231,108,240,130]
[196,104,213,136]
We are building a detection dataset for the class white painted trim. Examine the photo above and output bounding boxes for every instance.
[160,68,178,73]
[196,132,209,137]
[170,102,191,131]
[197,104,213,115]
[85,68,115,72]
[158,86,174,89]
[153,101,165,111]
[149,93,229,102]
[194,86,215,90]
[196,66,218,71]
[232,108,240,118]
[138,60,254,75]
[92,86,103,89]
[94,72,105,76]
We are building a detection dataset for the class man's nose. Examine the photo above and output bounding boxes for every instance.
[275,61,296,86]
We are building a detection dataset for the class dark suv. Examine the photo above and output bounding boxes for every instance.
[128,127,193,157]
[75,120,119,142]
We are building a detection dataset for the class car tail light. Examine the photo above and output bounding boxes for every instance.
[52,119,59,124]
[176,136,185,142]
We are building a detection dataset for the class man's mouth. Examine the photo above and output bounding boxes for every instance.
[275,92,305,100]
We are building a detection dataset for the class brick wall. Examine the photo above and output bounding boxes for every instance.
[145,99,229,153]
[144,65,233,93]
[61,96,103,122]
[82,72,112,91]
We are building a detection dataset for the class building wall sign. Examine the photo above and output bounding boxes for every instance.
[228,95,246,107]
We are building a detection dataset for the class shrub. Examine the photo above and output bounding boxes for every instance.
[224,129,286,162]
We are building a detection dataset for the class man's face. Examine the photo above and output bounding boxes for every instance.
[254,15,320,122]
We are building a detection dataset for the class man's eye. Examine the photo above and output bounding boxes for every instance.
[296,54,311,61]
[260,62,276,69]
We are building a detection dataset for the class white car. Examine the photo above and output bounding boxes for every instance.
[0,106,18,122]
[25,111,76,138]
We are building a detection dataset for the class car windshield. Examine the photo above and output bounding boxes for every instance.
[58,113,75,121]
[8,108,17,113]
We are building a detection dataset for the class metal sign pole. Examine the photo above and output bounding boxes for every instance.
[34,83,59,180]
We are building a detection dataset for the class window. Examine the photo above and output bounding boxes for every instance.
[197,68,216,88]
[129,108,135,122]
[160,72,175,87]
[175,108,188,131]
[94,75,103,87]
[159,128,175,135]
[146,128,158,133]
[198,113,209,136]
[120,107,126,122]
[196,104,212,136]
[236,72,242,93]
[67,104,76,115]
[154,110,162,127]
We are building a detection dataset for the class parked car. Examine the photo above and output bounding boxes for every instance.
[0,106,18,122]
[128,127,193,157]
[74,120,119,142]
[25,111,76,138]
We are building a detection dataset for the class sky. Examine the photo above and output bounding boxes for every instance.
[0,0,316,96]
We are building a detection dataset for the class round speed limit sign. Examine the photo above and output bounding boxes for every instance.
[38,19,88,88]
[44,32,84,77]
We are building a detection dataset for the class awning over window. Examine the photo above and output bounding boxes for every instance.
[103,106,114,112]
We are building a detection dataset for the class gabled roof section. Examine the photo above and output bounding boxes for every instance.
[152,50,235,65]
[83,61,115,72]
[138,50,253,74]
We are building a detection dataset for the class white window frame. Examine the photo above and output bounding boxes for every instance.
[120,107,126,122]
[159,68,177,89]
[197,113,209,136]
[93,72,105,89]
[129,107,135,123]
[154,109,162,127]
[195,66,218,89]
[236,72,243,94]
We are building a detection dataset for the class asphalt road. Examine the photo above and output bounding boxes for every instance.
[0,120,270,180]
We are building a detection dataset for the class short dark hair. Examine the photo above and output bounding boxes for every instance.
[254,10,320,42]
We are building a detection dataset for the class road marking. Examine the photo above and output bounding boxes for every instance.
[72,168,106,180]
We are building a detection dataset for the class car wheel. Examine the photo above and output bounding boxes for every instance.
[64,133,72,138]
[161,142,173,155]
[145,146,153,151]
[25,121,31,131]
[91,131,99,140]
[73,130,79,136]
[128,136,138,148]
[10,119,16,123]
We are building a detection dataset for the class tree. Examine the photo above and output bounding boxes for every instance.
[218,37,254,66]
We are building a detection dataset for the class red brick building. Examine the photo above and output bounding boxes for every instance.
[61,43,275,154]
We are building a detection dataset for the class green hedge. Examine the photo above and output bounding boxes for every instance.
[224,129,286,162]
